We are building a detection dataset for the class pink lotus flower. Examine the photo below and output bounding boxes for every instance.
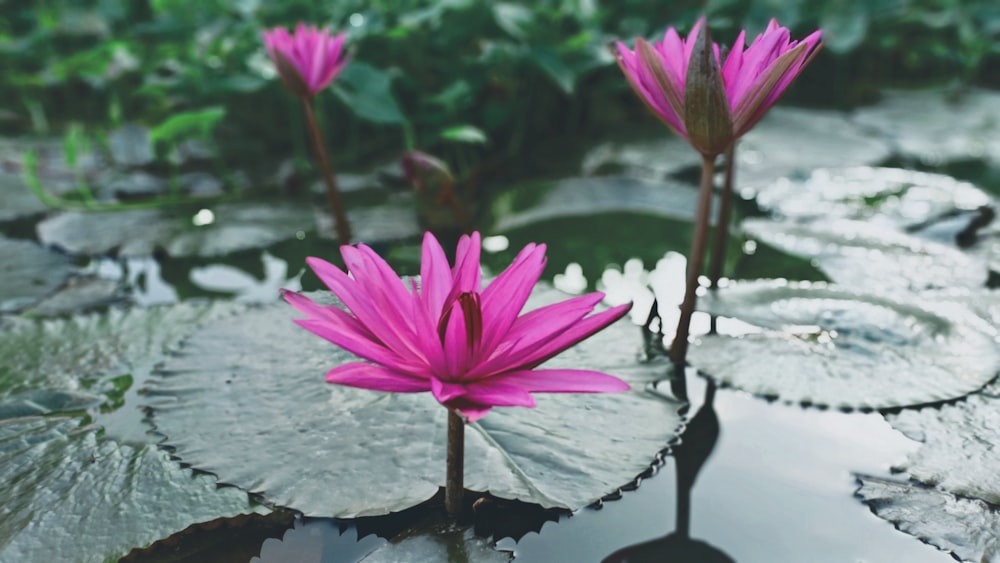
[615,18,821,146]
[284,232,632,422]
[262,23,350,98]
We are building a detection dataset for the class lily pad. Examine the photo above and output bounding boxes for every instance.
[887,382,1000,509]
[0,236,74,313]
[0,173,48,221]
[313,194,423,244]
[750,167,994,228]
[851,88,1000,165]
[36,200,316,258]
[741,218,989,291]
[493,176,716,233]
[580,135,702,180]
[736,107,892,189]
[149,285,684,517]
[0,417,262,563]
[0,301,235,440]
[855,475,1000,563]
[22,276,126,317]
[688,280,1000,410]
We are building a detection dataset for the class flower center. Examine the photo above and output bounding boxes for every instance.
[437,291,483,355]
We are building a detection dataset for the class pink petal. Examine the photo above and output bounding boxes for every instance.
[420,231,453,321]
[326,362,430,392]
[490,369,630,393]
[431,377,467,403]
[507,302,633,371]
[450,232,482,295]
[479,242,546,352]
[294,318,424,374]
[461,380,536,407]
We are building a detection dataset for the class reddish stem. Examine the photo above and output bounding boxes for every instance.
[301,99,352,243]
[445,409,465,517]
[670,155,716,366]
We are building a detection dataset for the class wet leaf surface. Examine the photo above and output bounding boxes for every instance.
[0,301,236,439]
[688,280,1000,409]
[750,167,994,229]
[851,88,1000,165]
[149,285,684,517]
[0,236,74,312]
[741,218,990,291]
[0,418,262,563]
[736,107,892,188]
[36,200,316,258]
[492,176,715,233]
[855,475,1000,563]
[887,381,1000,509]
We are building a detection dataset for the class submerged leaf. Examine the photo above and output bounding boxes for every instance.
[0,418,261,563]
[855,475,1000,563]
[688,280,1000,409]
[149,285,683,517]
[742,218,989,291]
[0,236,73,313]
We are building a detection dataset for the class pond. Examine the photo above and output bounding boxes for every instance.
[1,89,999,562]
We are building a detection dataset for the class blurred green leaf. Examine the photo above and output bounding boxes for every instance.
[331,62,408,125]
[493,2,535,40]
[439,124,488,144]
[149,107,226,144]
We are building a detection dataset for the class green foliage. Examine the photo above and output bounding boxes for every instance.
[0,0,996,185]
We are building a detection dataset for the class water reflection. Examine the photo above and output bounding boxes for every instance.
[604,371,733,563]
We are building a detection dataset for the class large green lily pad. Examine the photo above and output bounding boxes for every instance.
[851,88,1000,165]
[36,201,315,258]
[0,418,262,563]
[751,167,993,228]
[736,107,892,189]
[0,301,235,440]
[887,380,1000,507]
[688,280,1000,409]
[0,236,74,313]
[149,285,684,518]
[741,218,989,291]
[856,475,1000,563]
[492,176,715,233]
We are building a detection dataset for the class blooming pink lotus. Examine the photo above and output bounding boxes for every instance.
[615,18,821,146]
[284,232,632,422]
[263,23,350,98]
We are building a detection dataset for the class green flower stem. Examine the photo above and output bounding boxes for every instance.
[670,154,716,367]
[301,98,352,243]
[708,143,736,290]
[707,145,736,335]
[446,409,465,517]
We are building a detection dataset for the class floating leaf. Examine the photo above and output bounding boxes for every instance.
[21,276,125,317]
[313,194,423,244]
[742,218,989,291]
[887,382,1000,508]
[855,475,1000,563]
[688,280,1000,409]
[149,285,683,517]
[750,167,993,228]
[107,124,154,166]
[736,107,892,188]
[851,88,1000,165]
[0,418,262,563]
[0,236,73,313]
[580,135,702,181]
[493,176,716,233]
[37,200,315,258]
[0,173,49,221]
[0,301,235,440]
